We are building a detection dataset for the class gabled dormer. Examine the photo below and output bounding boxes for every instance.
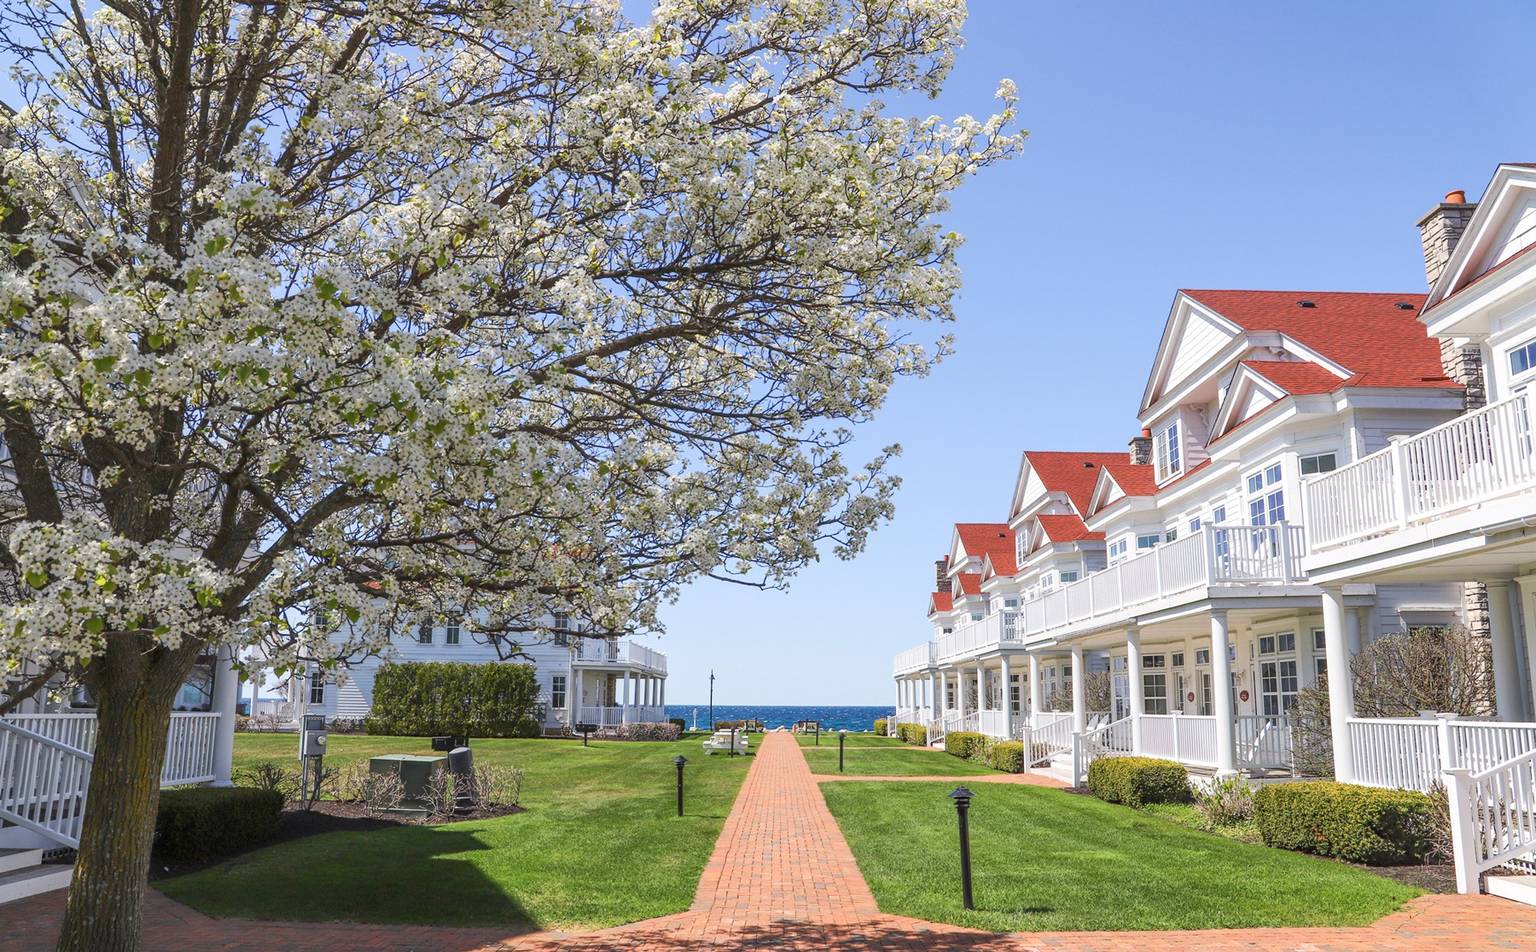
[1423,165,1536,319]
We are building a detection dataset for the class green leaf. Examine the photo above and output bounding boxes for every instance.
[84,617,105,634]
[24,570,48,589]
[92,354,118,373]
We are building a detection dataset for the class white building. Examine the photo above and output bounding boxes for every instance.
[892,167,1536,897]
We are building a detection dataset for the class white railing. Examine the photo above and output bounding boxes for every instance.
[0,719,93,849]
[1030,712,1075,756]
[1307,391,1536,551]
[1,712,98,752]
[1140,714,1220,767]
[1446,748,1536,891]
[977,709,1012,739]
[1235,714,1294,772]
[893,641,936,675]
[1072,715,1135,784]
[927,716,946,746]
[1349,716,1536,793]
[936,612,1024,664]
[162,712,220,785]
[573,639,668,673]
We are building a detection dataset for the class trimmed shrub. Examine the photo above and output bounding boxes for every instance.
[1253,781,1435,865]
[872,718,888,735]
[364,661,540,737]
[986,740,1025,773]
[944,731,987,759]
[616,721,682,741]
[668,717,687,731]
[1086,756,1190,807]
[896,722,928,745]
[155,787,284,863]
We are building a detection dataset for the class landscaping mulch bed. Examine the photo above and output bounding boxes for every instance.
[151,799,523,880]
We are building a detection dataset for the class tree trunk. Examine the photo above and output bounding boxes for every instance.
[56,680,177,952]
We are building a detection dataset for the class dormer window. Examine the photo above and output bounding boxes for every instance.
[1154,419,1181,481]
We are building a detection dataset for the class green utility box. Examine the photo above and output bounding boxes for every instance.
[369,754,447,814]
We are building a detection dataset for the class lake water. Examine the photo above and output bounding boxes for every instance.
[664,704,893,732]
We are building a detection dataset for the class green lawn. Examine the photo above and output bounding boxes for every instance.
[802,746,1003,776]
[790,730,908,748]
[821,782,1421,932]
[159,733,750,930]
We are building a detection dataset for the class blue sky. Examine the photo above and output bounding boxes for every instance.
[652,1,1536,705]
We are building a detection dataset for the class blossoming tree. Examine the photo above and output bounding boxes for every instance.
[0,1,1018,947]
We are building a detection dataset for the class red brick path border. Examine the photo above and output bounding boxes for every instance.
[4,732,1534,950]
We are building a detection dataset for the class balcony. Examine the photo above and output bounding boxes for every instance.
[573,639,667,674]
[1305,392,1536,553]
[893,641,936,676]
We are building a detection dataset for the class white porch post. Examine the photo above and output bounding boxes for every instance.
[211,646,239,786]
[1126,629,1144,754]
[1070,644,1087,734]
[940,670,950,713]
[659,675,666,712]
[1320,586,1357,782]
[1517,577,1536,720]
[975,665,985,718]
[1000,655,1013,730]
[929,670,940,721]
[624,671,636,724]
[1487,581,1525,720]
[571,665,582,721]
[1027,653,1043,727]
[1210,611,1236,776]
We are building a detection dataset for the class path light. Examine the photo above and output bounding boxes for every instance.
[950,786,975,910]
[673,755,687,817]
[839,729,847,773]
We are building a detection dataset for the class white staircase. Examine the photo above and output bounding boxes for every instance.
[0,845,71,904]
[1445,746,1536,903]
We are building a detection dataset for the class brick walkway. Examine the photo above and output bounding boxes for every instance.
[4,732,1535,950]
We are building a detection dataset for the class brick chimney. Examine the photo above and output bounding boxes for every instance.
[1418,189,1476,289]
[934,557,949,593]
[1418,188,1486,411]
[1128,428,1153,466]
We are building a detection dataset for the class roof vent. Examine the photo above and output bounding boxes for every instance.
[1082,461,1094,468]
[1297,300,1317,308]
[1395,302,1416,310]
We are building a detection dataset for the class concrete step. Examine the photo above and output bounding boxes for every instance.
[0,862,72,905]
[0,826,56,851]
[0,849,43,877]
[1487,874,1536,907]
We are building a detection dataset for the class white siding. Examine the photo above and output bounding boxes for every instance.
[1166,311,1236,396]
[1494,194,1536,268]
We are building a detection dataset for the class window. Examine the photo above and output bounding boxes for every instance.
[1154,419,1182,481]
[1136,533,1160,550]
[1171,651,1184,667]
[1299,452,1337,476]
[445,620,461,645]
[309,670,325,705]
[1194,648,1210,665]
[1009,673,1021,715]
[1312,628,1328,679]
[1210,505,1229,560]
[1260,658,1299,715]
[1143,665,1168,715]
[1277,632,1295,653]
[1247,463,1285,529]
[1108,538,1128,563]
[551,674,567,709]
[1258,634,1276,655]
[1059,570,1079,584]
[1041,572,1056,591]
[417,623,433,645]
[1016,533,1028,565]
[1003,598,1019,610]
[1188,517,1201,534]
[1510,336,1536,377]
[1165,526,1178,542]
[553,612,570,631]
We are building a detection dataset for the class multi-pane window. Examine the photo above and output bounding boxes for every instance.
[1016,533,1029,565]
[1210,505,1229,560]
[1312,628,1328,679]
[445,620,461,645]
[551,674,567,709]
[418,623,433,645]
[1059,570,1079,584]
[1194,648,1210,666]
[1154,419,1181,481]
[1142,654,1168,715]
[1510,336,1536,377]
[1188,517,1202,534]
[1108,538,1128,563]
[1247,463,1285,525]
[309,670,325,705]
[1136,533,1160,551]
[553,612,570,631]
[1171,651,1184,668]
[1299,452,1337,476]
[1009,673,1021,715]
[1260,659,1299,715]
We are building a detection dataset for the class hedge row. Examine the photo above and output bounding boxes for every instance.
[1086,756,1190,807]
[155,787,284,863]
[872,718,888,735]
[365,661,541,737]
[896,722,927,745]
[944,731,988,759]
[1253,781,1435,865]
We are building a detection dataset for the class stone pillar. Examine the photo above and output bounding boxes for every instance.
[1210,611,1236,776]
[1321,587,1357,782]
[211,646,239,787]
[1070,645,1087,734]
[1028,653,1043,726]
[1487,581,1525,720]
[1126,629,1144,754]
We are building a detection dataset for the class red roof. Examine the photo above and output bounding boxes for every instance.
[929,591,953,615]
[1021,451,1130,516]
[955,572,982,596]
[984,548,1019,578]
[1099,458,1158,498]
[1035,513,1103,544]
[1241,359,1345,396]
[955,523,1014,568]
[1182,290,1455,392]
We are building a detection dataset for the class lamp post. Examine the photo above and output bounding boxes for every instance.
[838,729,847,773]
[673,755,687,817]
[950,787,975,910]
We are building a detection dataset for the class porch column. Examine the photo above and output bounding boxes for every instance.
[1487,581,1525,720]
[659,676,666,712]
[975,665,985,717]
[929,670,940,721]
[1320,586,1357,782]
[1070,644,1087,734]
[1517,577,1536,720]
[1126,629,1144,754]
[1000,655,1013,728]
[624,671,636,724]
[1210,611,1237,776]
[1027,653,1043,726]
[211,646,239,786]
[571,666,582,721]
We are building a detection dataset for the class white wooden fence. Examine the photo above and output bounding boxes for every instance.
[1348,717,1536,793]
[1140,714,1220,768]
[1307,391,1536,550]
[0,719,94,848]
[1446,748,1536,889]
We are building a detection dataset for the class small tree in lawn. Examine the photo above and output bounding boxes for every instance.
[0,2,1019,948]
[1290,624,1496,778]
